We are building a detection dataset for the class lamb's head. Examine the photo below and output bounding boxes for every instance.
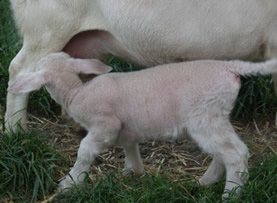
[8,52,113,104]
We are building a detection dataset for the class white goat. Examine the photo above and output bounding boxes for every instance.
[6,0,277,129]
[8,53,277,198]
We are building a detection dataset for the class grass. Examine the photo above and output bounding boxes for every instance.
[53,172,205,202]
[234,155,277,202]
[53,154,277,203]
[233,75,277,120]
[0,126,65,202]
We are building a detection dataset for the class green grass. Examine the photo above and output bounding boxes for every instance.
[0,127,65,202]
[233,75,277,120]
[105,56,144,72]
[53,155,277,203]
[232,155,277,202]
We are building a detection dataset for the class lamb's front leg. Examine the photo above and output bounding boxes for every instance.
[122,142,144,175]
[59,119,121,189]
[59,135,98,189]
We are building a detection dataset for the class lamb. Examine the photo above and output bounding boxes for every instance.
[8,52,277,198]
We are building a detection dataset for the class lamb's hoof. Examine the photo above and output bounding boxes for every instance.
[122,168,144,176]
[58,178,74,192]
[198,177,217,186]
[122,168,135,176]
[222,186,242,201]
[198,178,207,186]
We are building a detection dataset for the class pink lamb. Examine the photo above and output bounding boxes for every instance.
[8,52,277,198]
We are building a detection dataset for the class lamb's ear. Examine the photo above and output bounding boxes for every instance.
[8,71,48,94]
[73,59,112,75]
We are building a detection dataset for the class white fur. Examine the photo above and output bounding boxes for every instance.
[5,0,277,129]
[8,52,277,197]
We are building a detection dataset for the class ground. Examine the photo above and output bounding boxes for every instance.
[27,113,277,189]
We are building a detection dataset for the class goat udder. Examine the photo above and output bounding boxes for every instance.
[62,30,114,59]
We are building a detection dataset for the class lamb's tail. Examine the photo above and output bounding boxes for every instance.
[230,59,277,76]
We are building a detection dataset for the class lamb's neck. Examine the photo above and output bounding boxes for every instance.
[63,85,82,109]
[52,75,83,109]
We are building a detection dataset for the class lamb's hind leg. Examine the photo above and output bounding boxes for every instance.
[199,155,225,186]
[188,120,249,198]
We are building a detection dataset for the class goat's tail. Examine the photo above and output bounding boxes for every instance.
[230,59,277,76]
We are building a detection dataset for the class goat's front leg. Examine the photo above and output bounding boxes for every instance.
[5,92,29,130]
[5,42,66,130]
[5,47,34,130]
